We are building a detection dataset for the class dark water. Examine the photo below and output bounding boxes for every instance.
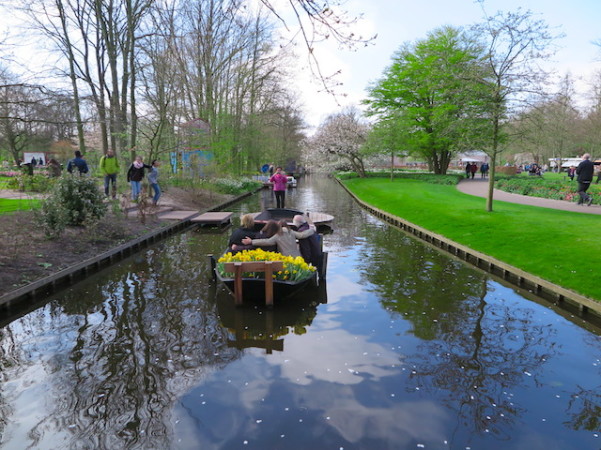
[0,176,600,449]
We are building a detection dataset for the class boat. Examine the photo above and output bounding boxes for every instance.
[209,253,323,306]
[287,176,297,188]
[250,208,334,233]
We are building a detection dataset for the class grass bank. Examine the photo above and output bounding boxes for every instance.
[0,198,40,214]
[343,177,600,301]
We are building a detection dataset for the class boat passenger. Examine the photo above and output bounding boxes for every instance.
[292,214,322,269]
[242,220,315,258]
[228,214,258,254]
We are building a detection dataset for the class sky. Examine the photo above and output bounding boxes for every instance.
[2,0,600,133]
[294,0,601,131]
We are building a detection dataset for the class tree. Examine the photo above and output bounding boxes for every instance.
[306,108,369,176]
[364,26,492,174]
[471,5,559,211]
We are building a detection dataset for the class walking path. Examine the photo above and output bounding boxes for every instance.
[457,178,601,215]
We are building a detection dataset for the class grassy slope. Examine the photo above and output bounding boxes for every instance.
[0,198,40,214]
[344,178,599,300]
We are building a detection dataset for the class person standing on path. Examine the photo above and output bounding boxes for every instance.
[126,156,151,202]
[576,153,594,205]
[480,162,489,178]
[269,166,288,208]
[470,162,478,179]
[465,162,472,179]
[99,149,120,198]
[147,160,161,205]
[67,150,89,175]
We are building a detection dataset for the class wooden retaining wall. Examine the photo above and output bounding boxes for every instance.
[0,189,258,311]
[338,179,601,321]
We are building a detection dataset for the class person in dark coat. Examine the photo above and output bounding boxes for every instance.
[576,153,594,205]
[465,162,472,179]
[66,150,89,175]
[228,214,259,254]
[126,155,151,201]
[293,214,322,269]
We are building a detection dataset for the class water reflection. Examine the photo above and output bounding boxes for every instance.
[0,176,599,449]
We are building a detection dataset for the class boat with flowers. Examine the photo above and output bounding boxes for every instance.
[210,248,319,305]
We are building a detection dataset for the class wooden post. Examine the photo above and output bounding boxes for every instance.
[234,263,243,306]
[224,261,284,306]
[264,261,274,307]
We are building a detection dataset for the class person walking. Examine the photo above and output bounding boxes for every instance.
[576,153,594,205]
[269,166,288,208]
[470,162,478,179]
[66,150,89,175]
[480,162,489,178]
[147,160,161,206]
[99,149,120,198]
[126,155,151,202]
[465,162,472,179]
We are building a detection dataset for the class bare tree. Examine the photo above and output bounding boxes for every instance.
[472,4,560,211]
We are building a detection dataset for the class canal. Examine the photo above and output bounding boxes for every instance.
[0,175,599,449]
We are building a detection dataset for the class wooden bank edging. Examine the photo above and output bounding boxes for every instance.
[0,188,259,310]
[338,179,601,319]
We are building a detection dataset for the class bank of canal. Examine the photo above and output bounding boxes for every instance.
[0,175,599,449]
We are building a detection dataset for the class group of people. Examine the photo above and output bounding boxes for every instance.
[60,150,161,205]
[227,213,322,269]
[464,162,489,179]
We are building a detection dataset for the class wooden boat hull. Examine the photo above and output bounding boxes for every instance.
[215,268,316,301]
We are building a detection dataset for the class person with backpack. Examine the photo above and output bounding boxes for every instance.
[99,149,120,198]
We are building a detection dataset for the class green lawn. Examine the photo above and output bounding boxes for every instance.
[0,198,41,214]
[343,177,600,301]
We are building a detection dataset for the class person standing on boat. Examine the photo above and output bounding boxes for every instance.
[293,214,322,268]
[242,220,315,258]
[269,166,288,208]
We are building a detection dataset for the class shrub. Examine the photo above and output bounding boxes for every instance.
[37,176,107,238]
[6,174,56,193]
[495,176,601,202]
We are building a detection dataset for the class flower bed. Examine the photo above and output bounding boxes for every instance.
[217,248,316,282]
[495,177,600,202]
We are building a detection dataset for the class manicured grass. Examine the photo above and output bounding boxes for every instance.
[343,177,600,301]
[0,198,41,214]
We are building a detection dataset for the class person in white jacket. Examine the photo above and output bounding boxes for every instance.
[242,220,315,258]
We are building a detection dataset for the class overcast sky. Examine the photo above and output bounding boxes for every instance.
[295,0,601,131]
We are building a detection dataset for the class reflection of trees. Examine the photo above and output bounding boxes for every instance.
[564,386,601,432]
[0,233,241,448]
[359,225,601,441]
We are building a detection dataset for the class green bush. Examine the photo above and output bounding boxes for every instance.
[6,174,56,193]
[37,176,107,238]
[495,176,599,202]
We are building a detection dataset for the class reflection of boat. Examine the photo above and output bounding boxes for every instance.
[216,282,327,353]
[250,208,334,233]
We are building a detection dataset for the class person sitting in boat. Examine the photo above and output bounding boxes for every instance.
[231,217,278,253]
[242,219,315,258]
[228,214,258,254]
[292,214,322,269]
